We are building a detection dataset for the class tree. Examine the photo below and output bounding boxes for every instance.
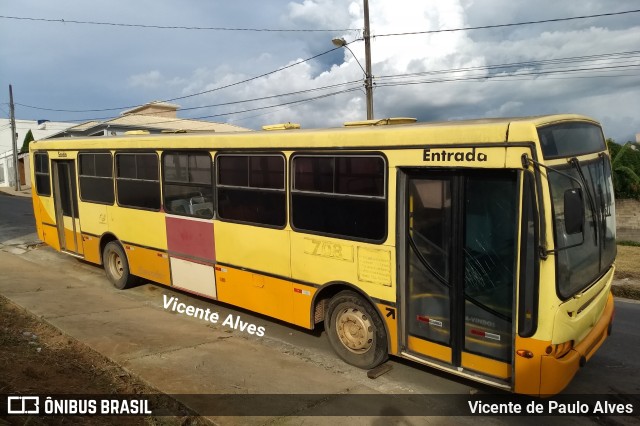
[607,138,640,199]
[20,130,34,154]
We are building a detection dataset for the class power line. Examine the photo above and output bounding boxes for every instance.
[0,15,356,33]
[56,80,363,122]
[3,9,637,36]
[64,87,363,128]
[10,9,639,114]
[375,64,640,88]
[20,49,639,124]
[15,44,352,113]
[57,62,639,127]
[374,9,640,38]
[375,51,640,81]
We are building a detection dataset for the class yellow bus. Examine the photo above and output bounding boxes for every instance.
[29,114,616,396]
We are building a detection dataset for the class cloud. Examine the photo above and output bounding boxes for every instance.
[202,0,639,142]
[2,0,638,142]
[128,71,164,88]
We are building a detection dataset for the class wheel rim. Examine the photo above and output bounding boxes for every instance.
[107,251,124,280]
[335,307,374,354]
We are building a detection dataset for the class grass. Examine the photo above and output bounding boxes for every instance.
[618,240,640,247]
[612,243,640,299]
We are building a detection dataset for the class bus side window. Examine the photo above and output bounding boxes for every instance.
[115,153,161,211]
[163,152,213,219]
[291,155,387,242]
[79,152,114,205]
[34,152,51,196]
[215,154,286,228]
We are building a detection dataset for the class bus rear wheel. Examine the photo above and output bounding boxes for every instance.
[102,241,139,290]
[325,290,388,369]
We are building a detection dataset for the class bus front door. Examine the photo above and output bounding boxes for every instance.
[401,170,517,384]
[52,160,83,255]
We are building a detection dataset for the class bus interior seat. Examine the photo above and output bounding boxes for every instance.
[169,199,189,214]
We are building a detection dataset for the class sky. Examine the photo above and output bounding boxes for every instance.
[1,0,639,152]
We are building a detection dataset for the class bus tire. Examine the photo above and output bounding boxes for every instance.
[102,241,138,290]
[325,290,388,369]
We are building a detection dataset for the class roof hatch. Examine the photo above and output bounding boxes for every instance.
[262,122,301,131]
[344,117,417,127]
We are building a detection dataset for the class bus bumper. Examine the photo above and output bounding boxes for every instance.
[539,292,614,396]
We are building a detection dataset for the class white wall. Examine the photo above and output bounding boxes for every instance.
[0,119,74,153]
[0,119,73,188]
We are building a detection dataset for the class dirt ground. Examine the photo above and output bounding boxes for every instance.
[612,245,640,299]
[0,296,204,426]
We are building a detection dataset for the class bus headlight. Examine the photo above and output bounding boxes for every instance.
[546,340,574,358]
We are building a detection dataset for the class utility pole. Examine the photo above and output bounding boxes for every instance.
[9,85,21,191]
[363,0,374,120]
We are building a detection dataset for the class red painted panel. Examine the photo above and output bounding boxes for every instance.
[165,216,215,262]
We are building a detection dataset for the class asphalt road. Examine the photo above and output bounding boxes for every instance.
[0,192,36,244]
[1,192,639,424]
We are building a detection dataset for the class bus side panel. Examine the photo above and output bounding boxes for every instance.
[32,186,44,242]
[376,302,398,355]
[214,221,291,278]
[37,192,60,252]
[41,223,60,251]
[81,234,101,264]
[290,232,397,303]
[107,207,168,251]
[124,243,171,286]
[216,266,309,326]
[78,202,109,263]
[106,208,169,284]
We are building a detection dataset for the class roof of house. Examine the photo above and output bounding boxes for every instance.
[120,101,181,116]
[45,102,250,138]
[65,121,102,132]
[94,114,249,133]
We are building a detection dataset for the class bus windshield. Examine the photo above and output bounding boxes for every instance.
[547,155,616,299]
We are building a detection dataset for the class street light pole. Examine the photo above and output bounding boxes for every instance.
[363,0,373,120]
[332,0,374,120]
[9,85,20,191]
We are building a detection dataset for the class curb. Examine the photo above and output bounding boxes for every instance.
[612,284,640,300]
[0,188,32,198]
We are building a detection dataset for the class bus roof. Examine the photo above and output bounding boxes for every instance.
[31,114,599,151]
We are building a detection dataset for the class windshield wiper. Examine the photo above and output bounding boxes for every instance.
[569,157,598,245]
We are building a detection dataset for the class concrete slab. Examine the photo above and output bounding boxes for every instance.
[6,286,142,318]
[0,249,92,294]
[124,337,356,394]
[2,246,26,255]
[49,306,224,362]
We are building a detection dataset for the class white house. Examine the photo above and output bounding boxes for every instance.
[0,119,74,188]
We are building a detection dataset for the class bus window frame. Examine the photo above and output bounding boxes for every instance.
[214,152,287,229]
[548,158,615,300]
[78,151,115,206]
[114,151,162,212]
[161,150,214,219]
[289,152,389,244]
[518,170,539,338]
[34,151,52,197]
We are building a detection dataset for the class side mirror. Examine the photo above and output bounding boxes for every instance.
[564,188,585,235]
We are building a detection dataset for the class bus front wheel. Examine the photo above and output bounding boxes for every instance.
[325,290,388,369]
[102,242,138,290]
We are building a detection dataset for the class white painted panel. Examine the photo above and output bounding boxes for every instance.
[170,257,217,299]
